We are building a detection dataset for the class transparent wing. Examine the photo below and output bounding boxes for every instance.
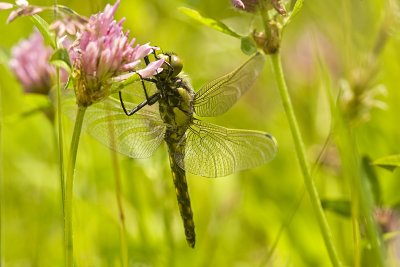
[121,79,159,104]
[194,52,265,117]
[174,120,277,177]
[63,91,166,159]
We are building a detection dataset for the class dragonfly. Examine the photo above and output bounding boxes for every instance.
[66,52,278,248]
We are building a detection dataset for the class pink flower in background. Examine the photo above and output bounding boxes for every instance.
[70,0,163,107]
[0,0,44,23]
[9,31,55,94]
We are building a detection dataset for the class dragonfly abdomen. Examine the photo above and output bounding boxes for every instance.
[167,140,196,248]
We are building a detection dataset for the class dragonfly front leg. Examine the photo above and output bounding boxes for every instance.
[146,51,175,77]
[119,91,160,116]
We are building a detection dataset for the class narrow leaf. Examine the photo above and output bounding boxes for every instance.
[373,154,400,171]
[362,156,382,205]
[110,72,142,94]
[179,7,242,39]
[321,199,351,218]
[241,36,258,55]
[30,14,56,48]
[283,0,304,28]
[50,48,71,74]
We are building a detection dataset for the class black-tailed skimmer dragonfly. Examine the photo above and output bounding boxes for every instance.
[67,52,277,248]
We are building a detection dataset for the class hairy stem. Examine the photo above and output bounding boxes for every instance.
[107,110,128,267]
[65,106,86,267]
[270,53,342,267]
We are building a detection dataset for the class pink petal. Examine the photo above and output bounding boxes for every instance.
[7,9,20,23]
[137,58,165,78]
[16,0,28,7]
[131,43,153,61]
[0,2,13,9]
[231,0,245,9]
[121,60,140,71]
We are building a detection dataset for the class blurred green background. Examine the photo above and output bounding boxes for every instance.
[1,0,400,266]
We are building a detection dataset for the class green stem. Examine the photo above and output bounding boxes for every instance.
[65,106,86,267]
[53,0,65,219]
[260,133,333,267]
[56,69,66,212]
[324,78,384,267]
[55,67,67,267]
[0,84,3,266]
[113,157,129,267]
[107,114,128,267]
[270,53,342,267]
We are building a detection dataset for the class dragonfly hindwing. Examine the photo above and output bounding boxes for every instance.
[175,120,278,177]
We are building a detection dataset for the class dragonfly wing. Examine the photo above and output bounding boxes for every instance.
[174,120,277,177]
[63,92,165,158]
[193,52,265,117]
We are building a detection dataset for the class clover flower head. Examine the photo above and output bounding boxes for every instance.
[70,0,163,107]
[9,30,55,94]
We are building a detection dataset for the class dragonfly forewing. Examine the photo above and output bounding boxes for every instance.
[193,53,265,117]
[175,120,278,178]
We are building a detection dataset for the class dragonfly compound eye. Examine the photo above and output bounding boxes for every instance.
[159,53,183,78]
[169,54,183,77]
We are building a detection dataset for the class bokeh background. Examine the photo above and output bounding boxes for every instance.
[1,0,400,266]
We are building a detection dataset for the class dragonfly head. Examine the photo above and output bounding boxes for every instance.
[158,53,183,79]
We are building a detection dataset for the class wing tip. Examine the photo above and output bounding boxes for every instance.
[265,132,279,159]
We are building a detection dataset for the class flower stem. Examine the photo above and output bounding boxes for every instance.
[107,112,128,267]
[65,106,86,267]
[270,53,342,267]
[53,0,65,220]
[55,67,67,267]
[0,84,3,265]
[55,70,66,211]
[324,75,385,267]
[114,160,129,267]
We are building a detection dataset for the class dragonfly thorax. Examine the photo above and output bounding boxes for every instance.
[158,78,195,133]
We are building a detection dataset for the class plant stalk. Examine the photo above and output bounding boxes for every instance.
[113,156,129,267]
[107,110,128,267]
[270,53,342,267]
[65,106,86,267]
[0,84,3,267]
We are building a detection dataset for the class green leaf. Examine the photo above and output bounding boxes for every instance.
[110,72,142,94]
[50,48,71,74]
[30,14,56,49]
[240,36,258,55]
[283,0,304,28]
[372,154,400,171]
[362,156,382,205]
[291,0,304,18]
[321,199,351,218]
[178,7,242,39]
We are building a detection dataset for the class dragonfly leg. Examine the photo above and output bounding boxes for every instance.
[145,49,174,78]
[145,48,163,66]
[131,71,158,103]
[119,91,160,116]
[150,50,175,77]
[164,54,174,77]
[144,54,151,66]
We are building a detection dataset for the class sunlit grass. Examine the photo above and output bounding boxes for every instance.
[2,0,400,266]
